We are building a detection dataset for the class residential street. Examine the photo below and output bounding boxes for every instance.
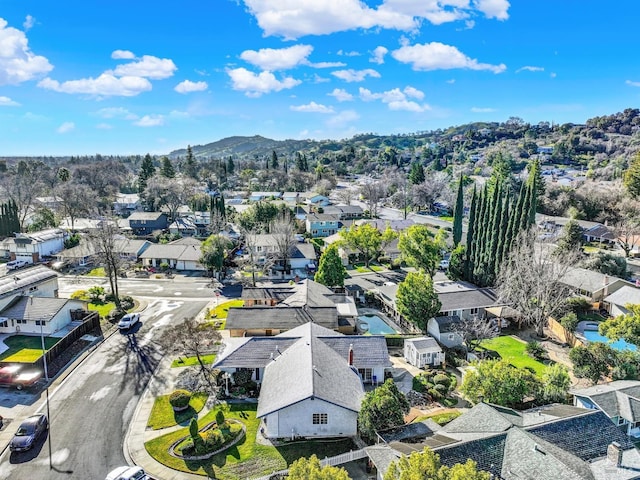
[0,291,209,480]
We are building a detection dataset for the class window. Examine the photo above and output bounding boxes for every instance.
[35,320,46,326]
[312,413,328,425]
[0,320,7,328]
[470,308,479,315]
[29,286,37,292]
[358,368,372,382]
[16,319,27,324]
[618,417,627,426]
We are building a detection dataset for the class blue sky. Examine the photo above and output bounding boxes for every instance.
[1,0,640,156]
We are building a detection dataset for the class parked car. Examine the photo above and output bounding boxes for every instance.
[105,466,147,480]
[6,260,29,271]
[9,414,48,452]
[439,259,450,270]
[0,365,42,390]
[118,313,141,330]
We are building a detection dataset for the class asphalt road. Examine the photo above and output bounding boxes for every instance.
[0,296,208,480]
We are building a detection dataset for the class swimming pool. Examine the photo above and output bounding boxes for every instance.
[583,330,637,352]
[358,314,397,335]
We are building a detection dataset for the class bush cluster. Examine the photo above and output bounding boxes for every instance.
[525,341,546,361]
[412,370,456,400]
[169,389,192,409]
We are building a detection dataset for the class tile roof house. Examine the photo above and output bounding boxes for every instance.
[603,286,640,317]
[214,322,391,439]
[226,279,358,337]
[571,380,640,438]
[369,402,640,480]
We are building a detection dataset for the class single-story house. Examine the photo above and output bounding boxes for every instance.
[583,224,616,245]
[427,316,465,348]
[323,205,364,220]
[559,268,632,303]
[368,401,640,480]
[404,337,445,368]
[0,265,59,311]
[571,380,640,438]
[215,322,391,439]
[139,240,204,271]
[249,191,282,202]
[56,238,151,267]
[307,194,331,207]
[603,286,640,317]
[7,229,66,263]
[282,192,301,205]
[128,212,169,235]
[0,295,87,335]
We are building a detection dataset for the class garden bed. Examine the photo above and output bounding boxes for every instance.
[147,392,209,430]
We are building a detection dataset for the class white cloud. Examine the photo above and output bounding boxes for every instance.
[308,61,346,68]
[359,86,430,112]
[392,42,506,73]
[175,80,208,93]
[227,67,301,97]
[474,0,510,20]
[313,74,331,83]
[516,65,544,73]
[242,0,510,39]
[39,74,152,97]
[57,122,75,133]
[23,15,35,31]
[0,18,53,86]
[0,96,20,106]
[111,50,135,60]
[446,79,455,84]
[95,107,137,119]
[471,107,496,113]
[331,68,380,83]
[290,101,334,113]
[370,46,388,65]
[240,44,313,70]
[96,123,113,130]
[626,80,640,87]
[134,114,164,127]
[326,109,360,128]
[337,50,361,57]
[550,72,557,78]
[112,55,176,79]
[328,88,353,102]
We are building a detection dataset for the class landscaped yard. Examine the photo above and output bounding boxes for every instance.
[88,302,116,318]
[479,336,548,376]
[0,335,61,362]
[206,300,244,330]
[147,392,209,430]
[353,263,384,273]
[578,312,606,323]
[411,410,461,426]
[86,267,106,277]
[145,403,355,479]
[171,354,217,368]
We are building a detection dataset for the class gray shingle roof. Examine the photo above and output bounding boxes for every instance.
[139,243,201,261]
[0,266,58,298]
[443,402,514,436]
[128,211,166,221]
[405,336,442,353]
[225,306,338,330]
[560,267,624,293]
[256,334,364,418]
[438,288,500,312]
[0,295,74,321]
[570,380,640,422]
[604,286,640,307]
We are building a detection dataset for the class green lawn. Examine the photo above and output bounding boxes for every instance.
[88,302,116,318]
[145,403,355,479]
[171,354,217,368]
[354,263,384,273]
[85,267,106,277]
[479,336,548,376]
[412,411,461,426]
[147,392,209,430]
[0,335,61,362]
[207,300,244,329]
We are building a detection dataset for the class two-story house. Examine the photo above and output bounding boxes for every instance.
[323,205,364,221]
[113,193,141,216]
[306,213,340,238]
[7,229,66,263]
[128,212,169,236]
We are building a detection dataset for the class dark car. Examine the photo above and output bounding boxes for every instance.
[10,414,48,452]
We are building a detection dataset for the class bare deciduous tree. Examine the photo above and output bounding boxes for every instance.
[452,316,499,351]
[89,219,125,310]
[496,230,579,337]
[0,161,45,231]
[270,213,297,275]
[56,182,97,231]
[144,175,198,222]
[360,180,386,217]
[412,172,449,212]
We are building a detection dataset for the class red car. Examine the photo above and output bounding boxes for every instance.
[0,366,42,390]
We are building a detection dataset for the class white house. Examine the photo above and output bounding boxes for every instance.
[404,337,445,368]
[0,296,87,335]
[603,285,640,318]
[0,265,59,311]
[427,316,465,348]
[113,193,141,216]
[246,234,317,277]
[8,229,66,263]
[215,322,391,439]
[139,239,204,271]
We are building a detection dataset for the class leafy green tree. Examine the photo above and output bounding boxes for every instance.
[541,363,571,403]
[581,252,628,278]
[160,156,176,178]
[200,234,231,278]
[452,175,464,247]
[226,156,235,175]
[288,455,350,480]
[460,359,542,408]
[396,271,441,333]
[569,342,616,384]
[314,244,346,288]
[384,447,490,480]
[57,167,70,183]
[398,225,444,276]
[599,306,640,346]
[448,244,465,280]
[559,312,578,332]
[555,219,583,254]
[358,379,409,440]
[624,152,640,198]
[339,223,382,268]
[87,286,105,303]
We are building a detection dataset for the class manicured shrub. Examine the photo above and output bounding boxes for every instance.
[428,388,441,400]
[433,383,448,394]
[189,417,199,439]
[119,295,135,311]
[215,409,225,426]
[525,341,546,360]
[204,429,225,449]
[170,389,192,410]
[70,290,89,301]
[433,373,450,387]
[232,368,253,386]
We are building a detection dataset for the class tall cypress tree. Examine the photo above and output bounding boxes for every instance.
[464,186,477,281]
[227,156,235,175]
[452,175,464,247]
[471,186,488,284]
[505,184,526,255]
[518,182,533,232]
[475,183,499,285]
[491,196,510,284]
[138,153,156,193]
[271,150,279,170]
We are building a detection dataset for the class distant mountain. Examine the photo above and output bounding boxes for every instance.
[169,135,320,159]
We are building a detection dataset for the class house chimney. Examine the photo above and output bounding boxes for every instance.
[604,275,610,297]
[607,441,623,467]
[348,343,354,366]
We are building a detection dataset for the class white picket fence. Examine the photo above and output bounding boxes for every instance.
[252,448,369,480]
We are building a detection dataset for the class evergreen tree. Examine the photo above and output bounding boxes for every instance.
[494,197,511,276]
[139,153,156,192]
[464,186,477,281]
[295,152,305,170]
[505,184,527,255]
[227,156,235,175]
[452,174,464,247]
[409,162,425,184]
[527,157,545,197]
[160,156,176,178]
[470,188,487,284]
[302,154,309,172]
[315,244,347,288]
[624,152,640,198]
[184,145,198,179]
[271,150,279,169]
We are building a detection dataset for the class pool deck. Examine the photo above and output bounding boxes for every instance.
[575,320,601,335]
